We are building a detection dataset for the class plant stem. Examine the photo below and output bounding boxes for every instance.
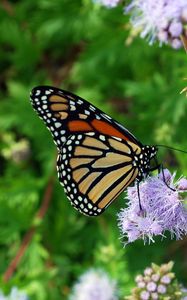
[3,175,55,282]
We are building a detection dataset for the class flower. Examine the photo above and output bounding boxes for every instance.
[69,269,118,300]
[125,261,186,300]
[151,293,158,299]
[160,275,171,284]
[157,284,167,294]
[0,287,29,300]
[125,0,187,48]
[146,282,157,292]
[118,169,187,245]
[137,282,146,288]
[94,0,120,8]
[135,275,144,283]
[181,287,187,299]
[140,290,150,300]
[144,268,153,276]
[8,287,29,300]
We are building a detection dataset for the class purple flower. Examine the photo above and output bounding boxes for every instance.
[157,284,167,294]
[125,261,187,299]
[147,282,157,292]
[160,275,171,284]
[69,269,118,300]
[140,290,150,300]
[171,38,182,49]
[169,21,183,37]
[118,169,187,245]
[125,0,187,48]
[151,274,160,282]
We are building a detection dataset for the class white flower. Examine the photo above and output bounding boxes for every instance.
[140,290,150,300]
[157,284,167,294]
[0,287,29,300]
[69,269,118,300]
[94,0,120,8]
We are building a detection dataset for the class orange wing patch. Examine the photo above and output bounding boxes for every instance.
[91,120,129,141]
[48,95,130,142]
[68,120,92,132]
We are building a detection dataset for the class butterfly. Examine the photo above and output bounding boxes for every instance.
[30,86,158,216]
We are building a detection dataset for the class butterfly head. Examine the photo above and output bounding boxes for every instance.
[143,145,158,159]
[135,145,158,181]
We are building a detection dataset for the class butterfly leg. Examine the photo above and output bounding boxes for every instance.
[137,181,142,211]
[160,164,176,191]
[151,159,175,191]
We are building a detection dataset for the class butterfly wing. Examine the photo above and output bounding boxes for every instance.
[57,132,140,216]
[30,85,142,216]
[30,86,142,149]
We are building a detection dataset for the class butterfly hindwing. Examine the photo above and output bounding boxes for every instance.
[57,132,140,216]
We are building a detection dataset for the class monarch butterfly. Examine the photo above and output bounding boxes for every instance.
[30,86,158,216]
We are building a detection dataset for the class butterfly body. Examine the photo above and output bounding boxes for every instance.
[30,86,157,216]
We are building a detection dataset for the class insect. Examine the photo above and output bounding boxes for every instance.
[30,86,158,216]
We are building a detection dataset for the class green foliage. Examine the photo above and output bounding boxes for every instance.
[0,1,187,299]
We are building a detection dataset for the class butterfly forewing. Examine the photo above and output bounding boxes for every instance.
[30,86,141,150]
[57,133,139,216]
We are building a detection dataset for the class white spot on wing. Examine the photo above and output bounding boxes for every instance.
[55,122,61,128]
[41,95,47,100]
[89,105,96,111]
[99,135,105,141]
[113,136,122,141]
[45,90,51,95]
[70,105,76,111]
[84,110,90,115]
[86,132,95,136]
[35,90,41,96]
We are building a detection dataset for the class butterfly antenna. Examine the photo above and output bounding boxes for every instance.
[156,144,187,154]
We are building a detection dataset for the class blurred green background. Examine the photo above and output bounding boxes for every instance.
[0,0,187,299]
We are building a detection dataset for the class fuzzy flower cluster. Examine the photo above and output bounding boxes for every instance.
[118,169,187,245]
[125,261,187,300]
[95,0,187,49]
[69,269,118,300]
[125,0,187,48]
[0,287,29,300]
